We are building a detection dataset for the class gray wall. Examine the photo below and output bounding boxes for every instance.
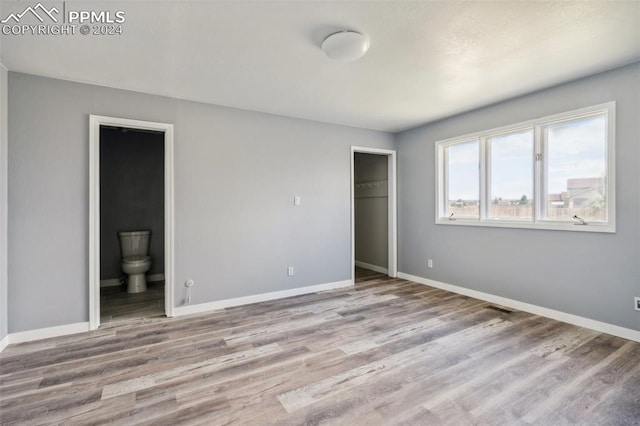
[397,63,640,331]
[354,153,388,269]
[0,66,7,342]
[7,72,395,332]
[100,127,164,279]
[8,66,638,335]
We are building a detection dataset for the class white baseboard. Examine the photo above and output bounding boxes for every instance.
[0,334,8,352]
[101,273,165,288]
[148,273,165,282]
[0,279,352,351]
[100,278,121,287]
[6,322,90,346]
[174,279,353,317]
[355,261,388,275]
[398,272,640,343]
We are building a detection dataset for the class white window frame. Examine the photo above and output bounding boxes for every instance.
[435,102,615,233]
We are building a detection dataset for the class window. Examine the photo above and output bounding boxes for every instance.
[436,102,615,232]
[444,140,479,219]
[543,115,608,223]
[488,130,534,220]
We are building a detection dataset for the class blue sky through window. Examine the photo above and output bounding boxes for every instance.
[490,130,533,200]
[447,140,478,201]
[547,115,606,194]
[447,115,606,201]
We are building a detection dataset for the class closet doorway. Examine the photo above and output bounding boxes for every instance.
[351,147,397,281]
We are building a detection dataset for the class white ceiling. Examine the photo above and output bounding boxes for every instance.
[1,1,639,132]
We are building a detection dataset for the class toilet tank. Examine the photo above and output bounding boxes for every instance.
[118,230,151,258]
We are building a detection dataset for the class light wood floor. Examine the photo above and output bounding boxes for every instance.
[101,281,165,324]
[1,268,639,425]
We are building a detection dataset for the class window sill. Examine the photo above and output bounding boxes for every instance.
[435,218,615,233]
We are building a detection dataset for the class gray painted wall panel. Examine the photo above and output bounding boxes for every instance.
[397,63,640,331]
[7,72,394,332]
[0,66,7,342]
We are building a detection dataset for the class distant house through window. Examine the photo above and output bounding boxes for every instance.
[543,114,608,223]
[435,102,615,232]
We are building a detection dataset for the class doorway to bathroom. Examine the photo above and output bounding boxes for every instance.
[351,147,397,282]
[89,116,175,330]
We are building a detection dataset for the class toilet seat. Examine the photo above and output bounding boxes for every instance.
[122,255,150,264]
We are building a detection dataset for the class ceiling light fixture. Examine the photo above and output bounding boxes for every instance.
[321,31,369,62]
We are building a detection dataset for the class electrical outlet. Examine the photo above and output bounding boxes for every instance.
[635,297,640,311]
[287,266,295,276]
[184,280,194,305]
[427,259,433,269]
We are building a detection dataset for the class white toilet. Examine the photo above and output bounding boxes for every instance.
[118,230,152,293]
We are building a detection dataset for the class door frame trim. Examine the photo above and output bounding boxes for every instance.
[351,146,397,282]
[89,115,175,330]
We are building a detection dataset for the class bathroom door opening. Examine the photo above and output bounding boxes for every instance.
[351,147,397,282]
[89,116,175,330]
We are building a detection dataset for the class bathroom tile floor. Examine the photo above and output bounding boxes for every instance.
[100,281,165,324]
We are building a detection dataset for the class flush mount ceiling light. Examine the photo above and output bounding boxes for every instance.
[321,31,369,62]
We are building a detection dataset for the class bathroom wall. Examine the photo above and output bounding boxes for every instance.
[7,72,396,332]
[0,65,8,344]
[100,127,164,280]
[354,153,388,270]
[397,63,640,331]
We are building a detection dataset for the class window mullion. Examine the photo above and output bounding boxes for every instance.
[479,136,488,221]
[534,125,543,223]
[442,146,449,218]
